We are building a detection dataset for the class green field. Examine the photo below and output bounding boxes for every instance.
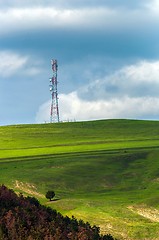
[1,119,159,239]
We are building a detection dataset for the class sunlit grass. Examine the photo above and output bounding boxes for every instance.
[1,119,159,239]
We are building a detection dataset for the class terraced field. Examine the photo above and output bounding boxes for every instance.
[1,119,159,239]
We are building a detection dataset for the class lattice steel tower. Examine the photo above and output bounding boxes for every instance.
[49,59,60,123]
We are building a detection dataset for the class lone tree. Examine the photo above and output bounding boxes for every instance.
[45,190,55,201]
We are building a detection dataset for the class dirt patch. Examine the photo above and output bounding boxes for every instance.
[152,177,159,183]
[128,204,159,222]
[51,166,64,169]
[14,180,44,198]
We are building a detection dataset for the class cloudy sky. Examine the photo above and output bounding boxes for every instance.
[1,0,159,125]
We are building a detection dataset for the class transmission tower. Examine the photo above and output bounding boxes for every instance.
[49,59,60,123]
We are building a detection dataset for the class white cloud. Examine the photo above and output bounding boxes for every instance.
[120,60,159,83]
[79,60,159,100]
[0,51,28,77]
[0,7,116,34]
[36,92,159,123]
[0,5,157,35]
[36,60,159,123]
[146,0,159,13]
[36,100,50,123]
[0,51,43,77]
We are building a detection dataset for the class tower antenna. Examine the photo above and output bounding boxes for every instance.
[49,59,60,123]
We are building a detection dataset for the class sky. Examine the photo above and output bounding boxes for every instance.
[1,0,159,125]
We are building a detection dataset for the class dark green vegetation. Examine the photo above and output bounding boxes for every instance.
[46,190,55,201]
[0,185,114,240]
[1,119,159,239]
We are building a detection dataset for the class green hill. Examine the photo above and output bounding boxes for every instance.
[1,119,159,239]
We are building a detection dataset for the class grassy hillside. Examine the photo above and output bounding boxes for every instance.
[1,119,159,239]
[0,185,111,240]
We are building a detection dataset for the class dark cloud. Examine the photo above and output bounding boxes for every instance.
[0,25,158,63]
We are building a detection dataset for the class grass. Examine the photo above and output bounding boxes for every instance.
[1,119,159,239]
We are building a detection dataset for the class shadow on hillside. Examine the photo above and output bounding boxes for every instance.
[47,198,60,203]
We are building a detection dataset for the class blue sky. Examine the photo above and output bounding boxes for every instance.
[1,0,159,125]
